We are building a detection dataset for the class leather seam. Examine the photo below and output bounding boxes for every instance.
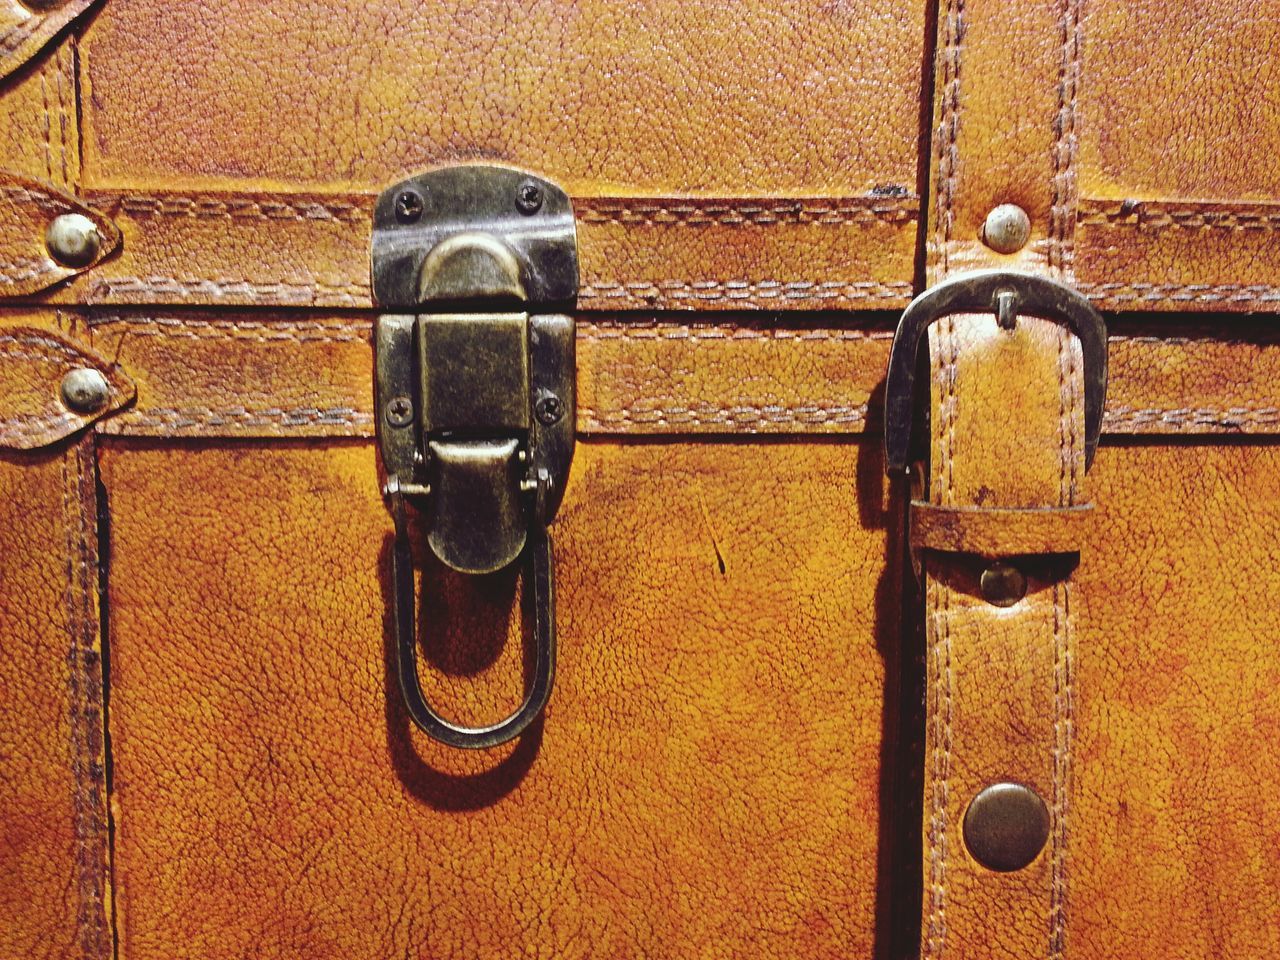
[580,280,914,303]
[1079,205,1280,230]
[1049,0,1083,276]
[0,257,60,284]
[1077,282,1280,303]
[577,199,917,226]
[111,407,373,429]
[113,196,370,223]
[90,317,369,343]
[0,9,45,57]
[934,0,964,275]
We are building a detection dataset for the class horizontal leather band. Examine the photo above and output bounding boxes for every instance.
[37,190,918,311]
[910,501,1093,555]
[44,310,1280,440]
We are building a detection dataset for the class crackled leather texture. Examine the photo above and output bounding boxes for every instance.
[101,439,900,960]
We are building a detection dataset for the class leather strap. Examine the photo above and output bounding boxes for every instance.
[919,313,1085,959]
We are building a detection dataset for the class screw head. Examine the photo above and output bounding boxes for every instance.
[60,368,110,414]
[385,395,414,427]
[46,214,101,268]
[982,203,1031,255]
[963,782,1050,872]
[534,395,564,426]
[394,190,424,224]
[980,561,1028,607]
[515,180,543,215]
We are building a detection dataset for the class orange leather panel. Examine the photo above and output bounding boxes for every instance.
[101,438,897,960]
[0,171,120,298]
[84,312,1280,441]
[0,432,110,960]
[1074,443,1280,958]
[0,0,100,83]
[0,312,133,448]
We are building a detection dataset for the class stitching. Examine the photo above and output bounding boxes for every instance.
[0,4,51,57]
[113,195,370,223]
[577,198,917,227]
[934,0,965,276]
[40,56,53,184]
[0,183,74,213]
[55,42,71,189]
[1078,282,1280,304]
[580,322,896,343]
[1079,202,1280,231]
[0,258,60,285]
[89,277,371,303]
[580,404,870,428]
[113,406,373,430]
[580,280,914,304]
[91,316,369,343]
[1049,0,1083,276]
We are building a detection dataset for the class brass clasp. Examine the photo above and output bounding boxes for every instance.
[372,165,577,749]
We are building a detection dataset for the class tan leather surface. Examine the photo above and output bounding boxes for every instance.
[84,311,1280,441]
[0,170,120,297]
[1073,443,1280,959]
[0,310,134,448]
[55,0,927,310]
[0,431,110,960]
[101,438,897,960]
[909,502,1092,555]
[0,0,100,83]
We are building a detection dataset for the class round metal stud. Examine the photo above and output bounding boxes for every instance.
[963,782,1050,872]
[394,190,424,224]
[45,214,102,269]
[515,180,543,215]
[534,394,564,426]
[981,204,1031,255]
[59,368,110,414]
[980,561,1027,607]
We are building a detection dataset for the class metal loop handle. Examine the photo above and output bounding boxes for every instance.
[390,481,556,750]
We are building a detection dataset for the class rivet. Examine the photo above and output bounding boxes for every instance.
[980,561,1027,607]
[963,782,1050,872]
[515,180,543,215]
[982,203,1031,255]
[45,213,101,268]
[59,368,110,414]
[534,394,564,425]
[394,190,424,224]
[385,395,414,427]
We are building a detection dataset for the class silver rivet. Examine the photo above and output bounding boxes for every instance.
[980,561,1027,607]
[964,782,1050,872]
[60,368,110,414]
[982,204,1031,255]
[46,214,101,268]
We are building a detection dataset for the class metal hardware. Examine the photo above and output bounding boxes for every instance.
[372,164,577,750]
[982,203,1031,254]
[980,561,1027,607]
[963,782,1051,872]
[59,367,110,414]
[46,213,101,268]
[884,270,1108,475]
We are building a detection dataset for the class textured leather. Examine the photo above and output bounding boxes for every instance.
[0,0,101,83]
[83,312,1280,442]
[0,425,110,960]
[100,438,898,960]
[0,311,134,448]
[0,170,120,297]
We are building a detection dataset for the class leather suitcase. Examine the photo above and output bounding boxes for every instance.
[2,2,1277,958]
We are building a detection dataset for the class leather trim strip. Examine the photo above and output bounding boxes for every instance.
[910,502,1093,555]
[39,190,919,311]
[68,311,1280,440]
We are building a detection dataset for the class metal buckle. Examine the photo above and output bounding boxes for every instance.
[883,270,1108,475]
[372,165,577,749]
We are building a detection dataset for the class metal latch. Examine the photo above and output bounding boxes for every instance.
[372,164,577,749]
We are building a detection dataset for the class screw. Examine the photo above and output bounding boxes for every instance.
[385,395,414,427]
[394,190,424,224]
[46,214,102,268]
[60,368,110,414]
[515,180,543,215]
[535,395,564,425]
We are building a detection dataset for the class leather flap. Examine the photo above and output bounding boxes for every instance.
[0,170,120,297]
[0,319,133,448]
[0,0,103,83]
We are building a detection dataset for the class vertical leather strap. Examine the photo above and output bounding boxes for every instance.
[919,0,1088,955]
